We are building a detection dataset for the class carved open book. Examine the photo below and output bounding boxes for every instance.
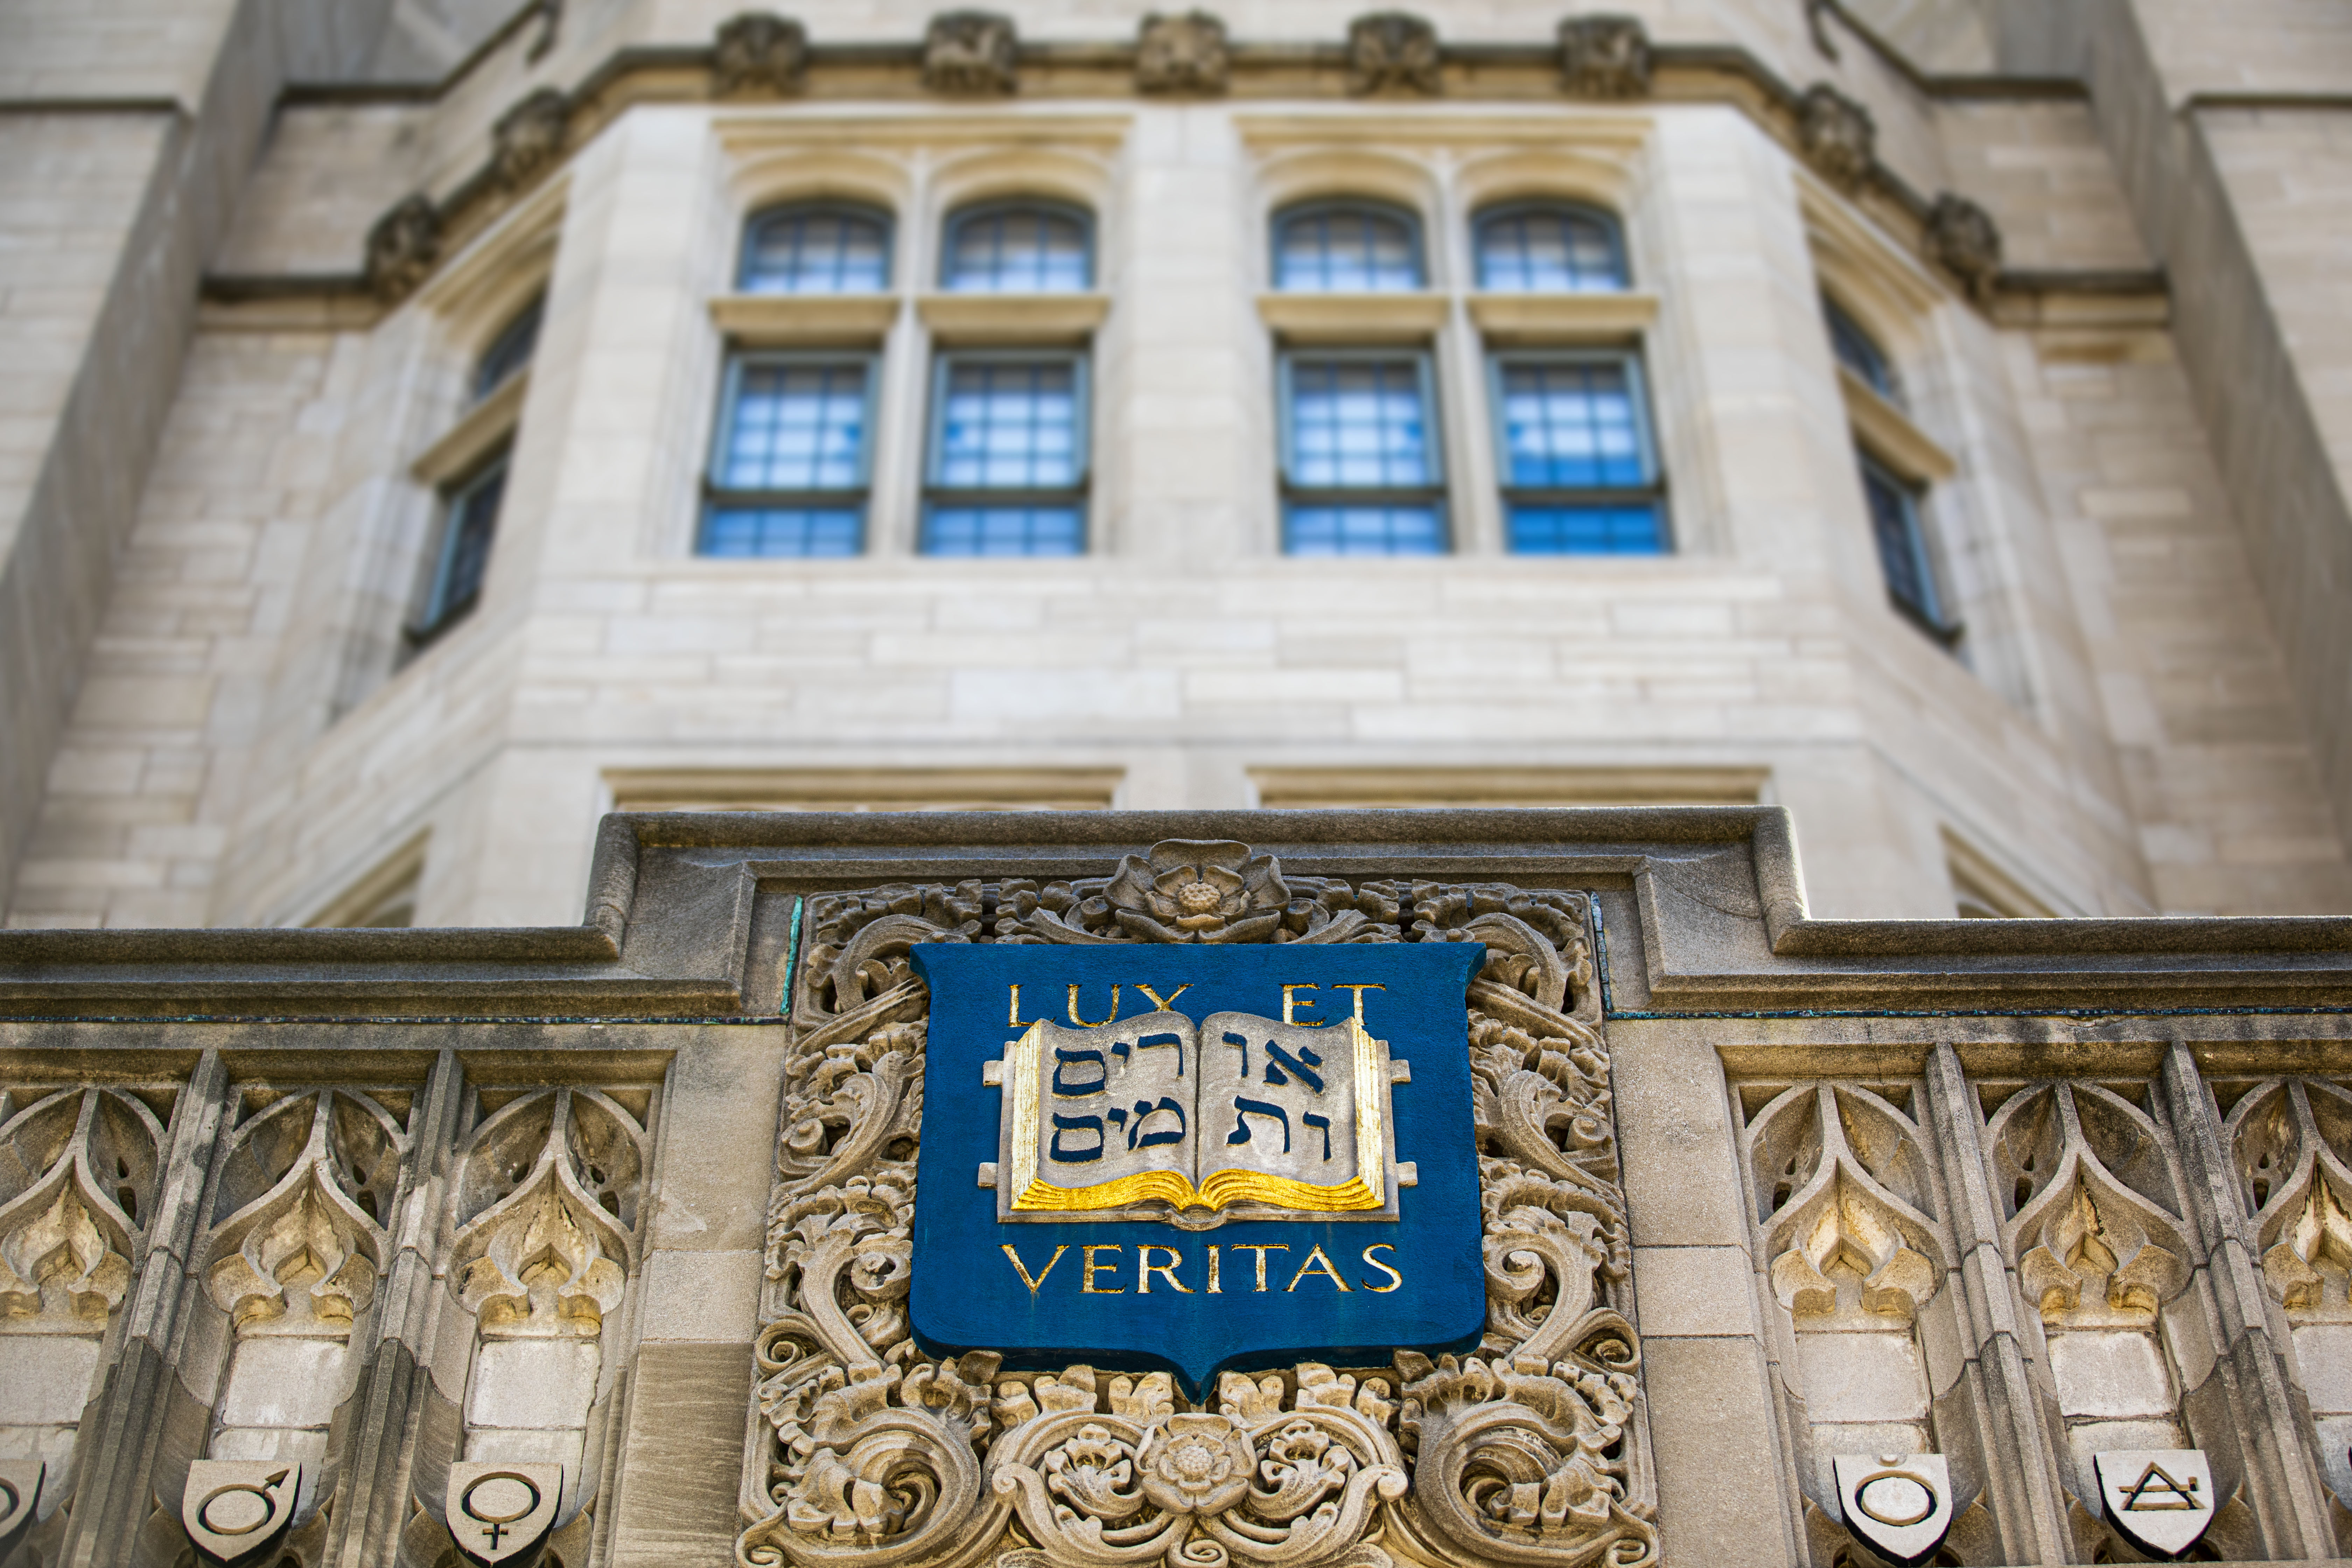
[995,1010,1396,1221]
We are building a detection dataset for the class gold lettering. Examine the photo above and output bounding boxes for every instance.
[1205,1244,1222,1294]
[1288,1244,1352,1292]
[1010,985,1042,1027]
[1081,1244,1125,1293]
[1359,1243,1403,1292]
[1139,1245,1192,1294]
[1136,983,1192,1013]
[1281,983,1325,1026]
[1069,984,1120,1027]
[1002,1242,1068,1295]
[1331,983,1385,1023]
[1231,1243,1289,1292]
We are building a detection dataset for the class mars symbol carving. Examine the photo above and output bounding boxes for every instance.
[910,942,1487,1392]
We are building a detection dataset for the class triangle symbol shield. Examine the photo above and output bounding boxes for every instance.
[2094,1449,2217,1561]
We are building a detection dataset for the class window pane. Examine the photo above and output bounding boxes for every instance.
[1862,463,1942,626]
[700,506,864,558]
[1477,209,1622,292]
[1825,297,1901,404]
[472,296,543,401]
[936,360,1079,489]
[428,461,506,627]
[1288,359,1430,488]
[944,208,1089,293]
[1508,504,1662,554]
[923,505,1084,556]
[1499,360,1649,489]
[720,362,869,491]
[1284,504,1445,555]
[742,209,890,294]
[1275,207,1421,292]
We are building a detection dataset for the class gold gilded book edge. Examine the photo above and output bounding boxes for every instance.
[1014,1171,1381,1213]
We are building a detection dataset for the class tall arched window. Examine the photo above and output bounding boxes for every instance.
[1821,294,1953,643]
[739,202,892,294]
[1272,200,1423,292]
[940,201,1092,292]
[1472,203,1626,292]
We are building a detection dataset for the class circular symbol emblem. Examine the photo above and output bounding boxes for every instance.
[1855,1472,1936,1529]
[197,1484,280,1538]
[0,1479,20,1518]
[461,1473,543,1527]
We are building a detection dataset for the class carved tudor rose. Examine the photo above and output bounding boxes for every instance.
[1833,1454,1954,1566]
[713,12,808,95]
[365,195,442,302]
[1798,83,1875,190]
[182,1461,303,1568]
[1345,12,1441,96]
[1135,11,1230,95]
[923,10,1019,96]
[737,838,1658,1568]
[2093,1450,2217,1560]
[1558,15,1650,99]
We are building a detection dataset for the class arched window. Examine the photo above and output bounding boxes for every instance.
[1823,293,1901,405]
[471,294,543,401]
[1272,201,1423,292]
[940,201,1092,293]
[1473,203,1626,292]
[739,202,892,294]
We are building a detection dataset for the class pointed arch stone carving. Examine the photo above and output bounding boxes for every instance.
[741,841,1655,1568]
[2225,1077,2352,1309]
[0,1087,161,1325]
[1746,1084,1946,1320]
[1988,1084,2191,1320]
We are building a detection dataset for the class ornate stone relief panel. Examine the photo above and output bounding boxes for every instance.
[738,840,1656,1568]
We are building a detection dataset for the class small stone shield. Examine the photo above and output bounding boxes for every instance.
[0,1461,44,1561]
[447,1463,563,1568]
[1833,1454,1954,1566]
[2094,1449,2216,1560]
[182,1461,302,1568]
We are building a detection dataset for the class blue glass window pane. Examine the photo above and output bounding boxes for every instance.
[422,459,506,631]
[944,208,1089,292]
[1284,505,1445,555]
[923,506,1084,556]
[1825,297,1901,404]
[1862,463,1942,625]
[742,210,890,294]
[1275,208,1421,292]
[472,297,543,401]
[700,507,864,558]
[1499,361,1648,489]
[1507,505,1661,554]
[1288,359,1430,488]
[1477,210,1623,292]
[937,361,1079,489]
[719,363,869,491]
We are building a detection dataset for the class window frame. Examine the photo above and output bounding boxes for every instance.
[412,446,511,642]
[1470,200,1630,293]
[937,198,1096,294]
[471,294,545,403]
[1858,451,1959,643]
[1822,292,1903,406]
[737,200,896,295]
[918,346,1093,556]
[698,348,884,558]
[1269,197,1429,294]
[1483,347,1670,554]
[1275,345,1450,554]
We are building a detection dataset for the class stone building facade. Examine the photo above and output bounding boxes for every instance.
[5,0,2352,932]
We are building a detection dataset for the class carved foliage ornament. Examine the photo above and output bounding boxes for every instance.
[0,1087,162,1324]
[1136,12,1230,96]
[450,1088,645,1333]
[1345,13,1441,97]
[2225,1076,2352,1309]
[1989,1082,2191,1322]
[925,11,1020,96]
[202,1088,406,1332]
[715,12,810,96]
[1745,1083,1946,1320]
[742,841,1655,1568]
[1556,17,1650,99]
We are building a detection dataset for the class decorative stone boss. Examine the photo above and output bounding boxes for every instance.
[741,839,1659,1568]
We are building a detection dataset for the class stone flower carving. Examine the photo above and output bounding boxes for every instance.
[1925,192,2001,300]
[1797,83,1875,189]
[1139,1414,1253,1514]
[491,87,570,191]
[1345,12,1441,96]
[1135,11,1229,95]
[1102,839,1286,943]
[364,195,441,302]
[924,10,1019,96]
[1557,15,1650,98]
[714,12,808,95]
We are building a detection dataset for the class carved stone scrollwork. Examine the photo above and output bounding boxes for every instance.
[1556,16,1650,100]
[1344,13,1441,97]
[1923,194,2001,302]
[491,89,571,193]
[365,196,443,303]
[1796,84,1875,191]
[745,840,1648,1568]
[924,11,1020,97]
[1989,1083,2191,1321]
[1136,12,1229,95]
[2226,1077,2352,1309]
[715,12,809,96]
[1746,1084,1946,1320]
